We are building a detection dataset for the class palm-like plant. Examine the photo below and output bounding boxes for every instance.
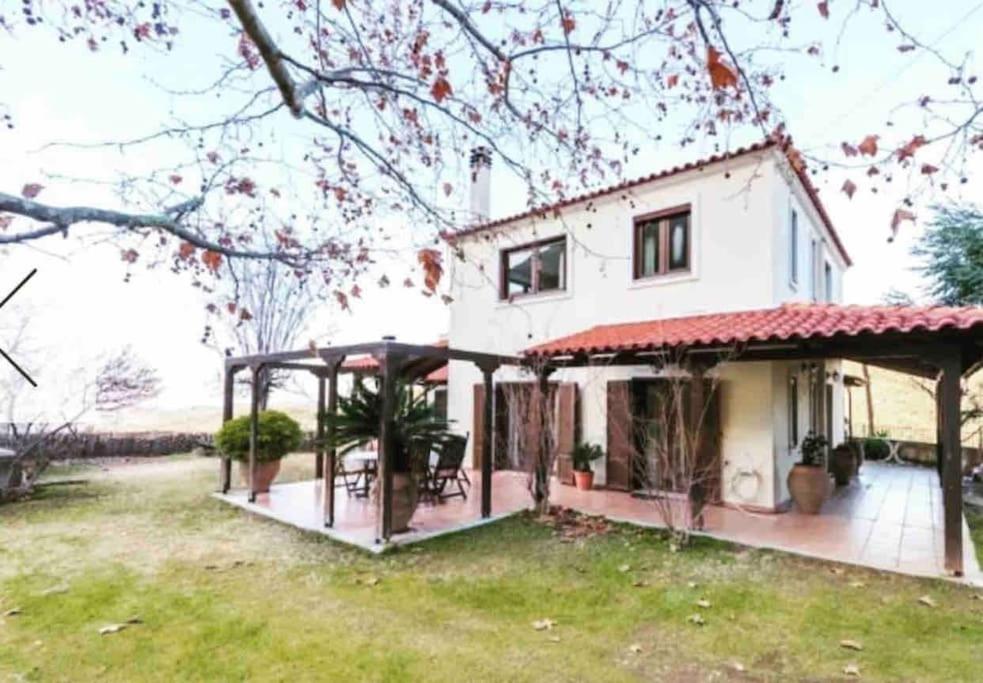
[324,380,453,472]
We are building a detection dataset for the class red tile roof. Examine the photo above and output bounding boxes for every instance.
[446,139,852,266]
[525,303,983,358]
[341,339,449,382]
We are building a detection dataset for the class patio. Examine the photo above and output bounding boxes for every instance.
[217,459,982,583]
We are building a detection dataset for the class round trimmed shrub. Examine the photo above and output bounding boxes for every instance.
[215,410,303,463]
[863,436,890,461]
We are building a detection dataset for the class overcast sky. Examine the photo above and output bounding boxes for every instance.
[1,1,981,425]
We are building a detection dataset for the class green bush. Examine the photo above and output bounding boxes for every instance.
[214,410,303,463]
[863,435,890,461]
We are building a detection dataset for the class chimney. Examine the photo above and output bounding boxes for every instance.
[469,146,492,222]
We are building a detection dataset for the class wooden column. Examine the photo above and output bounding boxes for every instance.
[935,377,944,481]
[324,358,341,527]
[248,364,262,503]
[939,352,964,576]
[376,351,403,543]
[688,362,706,527]
[480,364,496,518]
[219,366,236,493]
[315,375,326,479]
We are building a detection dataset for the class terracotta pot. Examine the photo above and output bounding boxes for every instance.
[238,460,282,493]
[787,464,830,514]
[830,445,856,487]
[390,472,420,533]
[573,470,594,491]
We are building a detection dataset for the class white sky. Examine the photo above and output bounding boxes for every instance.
[1,2,981,426]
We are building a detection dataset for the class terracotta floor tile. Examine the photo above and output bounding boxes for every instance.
[217,462,982,584]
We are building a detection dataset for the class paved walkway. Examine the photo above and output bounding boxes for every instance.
[218,461,981,583]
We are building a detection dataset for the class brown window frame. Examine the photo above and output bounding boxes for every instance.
[499,236,567,300]
[632,204,692,280]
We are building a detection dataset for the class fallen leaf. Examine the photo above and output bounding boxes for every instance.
[848,581,866,589]
[844,662,861,677]
[918,595,937,608]
[3,608,22,617]
[687,613,706,626]
[618,564,631,573]
[840,639,864,651]
[696,598,712,609]
[687,581,698,589]
[532,618,556,631]
[829,567,845,575]
[632,580,648,588]
[99,624,127,636]
[842,179,857,199]
[729,661,746,673]
[548,635,561,643]
[365,576,380,587]
[628,643,643,654]
[39,585,69,596]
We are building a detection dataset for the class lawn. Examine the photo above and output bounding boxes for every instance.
[2,455,983,682]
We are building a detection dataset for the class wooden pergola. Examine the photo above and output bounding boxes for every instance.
[526,307,983,577]
[220,340,521,543]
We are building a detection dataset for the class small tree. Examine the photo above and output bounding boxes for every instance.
[0,338,161,502]
[627,350,730,547]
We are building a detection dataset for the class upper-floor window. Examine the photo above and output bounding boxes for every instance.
[500,237,566,299]
[789,209,799,285]
[633,206,690,279]
[810,238,820,301]
[824,261,833,302]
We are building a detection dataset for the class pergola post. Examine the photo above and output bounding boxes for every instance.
[248,364,262,503]
[688,360,707,527]
[479,363,497,518]
[219,365,236,493]
[939,351,964,576]
[315,375,326,479]
[376,350,404,543]
[533,365,555,508]
[323,357,341,527]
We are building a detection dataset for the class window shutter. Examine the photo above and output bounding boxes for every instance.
[606,380,634,490]
[473,383,485,470]
[555,383,578,484]
[695,379,722,503]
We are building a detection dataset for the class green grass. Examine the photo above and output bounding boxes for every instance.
[2,455,982,682]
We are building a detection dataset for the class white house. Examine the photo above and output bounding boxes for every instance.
[444,141,852,512]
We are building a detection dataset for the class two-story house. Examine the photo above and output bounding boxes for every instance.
[444,140,852,512]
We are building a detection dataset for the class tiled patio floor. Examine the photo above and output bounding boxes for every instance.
[218,461,982,583]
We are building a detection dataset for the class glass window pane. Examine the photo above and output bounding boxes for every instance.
[506,247,535,295]
[537,240,565,292]
[668,214,688,270]
[638,221,659,277]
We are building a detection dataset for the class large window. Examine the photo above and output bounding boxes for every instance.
[824,261,833,302]
[810,238,820,301]
[789,209,799,285]
[633,206,691,279]
[500,237,566,299]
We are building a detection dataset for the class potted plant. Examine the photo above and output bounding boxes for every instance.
[215,410,303,493]
[570,442,603,491]
[830,442,857,486]
[325,380,453,533]
[787,431,830,514]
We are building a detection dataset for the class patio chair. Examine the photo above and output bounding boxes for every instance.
[422,434,470,502]
[337,448,377,498]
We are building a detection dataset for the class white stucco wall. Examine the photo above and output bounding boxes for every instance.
[445,147,849,511]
